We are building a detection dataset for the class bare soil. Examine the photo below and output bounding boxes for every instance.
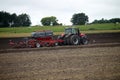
[0,32,120,80]
[0,46,120,80]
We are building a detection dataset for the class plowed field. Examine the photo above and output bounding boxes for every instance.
[0,33,120,80]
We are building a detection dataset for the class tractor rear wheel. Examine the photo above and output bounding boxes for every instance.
[70,35,80,45]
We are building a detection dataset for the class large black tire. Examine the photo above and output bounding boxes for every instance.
[81,36,88,45]
[70,35,80,45]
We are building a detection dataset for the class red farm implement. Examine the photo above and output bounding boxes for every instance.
[9,30,62,48]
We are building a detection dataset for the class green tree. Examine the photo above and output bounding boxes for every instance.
[17,13,31,26]
[9,13,17,27]
[110,18,120,23]
[71,13,88,25]
[41,16,59,26]
[92,18,110,24]
[92,18,120,24]
[0,11,11,27]
[0,11,31,27]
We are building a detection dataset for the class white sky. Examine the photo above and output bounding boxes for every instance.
[0,0,120,25]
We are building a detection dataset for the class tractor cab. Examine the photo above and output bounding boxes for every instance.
[65,27,80,35]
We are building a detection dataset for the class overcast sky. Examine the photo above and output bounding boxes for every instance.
[0,0,120,25]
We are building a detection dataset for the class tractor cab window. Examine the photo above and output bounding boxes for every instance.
[65,28,80,35]
[72,28,77,34]
[65,28,72,34]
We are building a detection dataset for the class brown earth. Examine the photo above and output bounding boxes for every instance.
[0,46,120,80]
[0,33,120,80]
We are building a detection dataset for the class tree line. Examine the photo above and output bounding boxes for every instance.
[0,11,120,27]
[0,11,31,27]
[41,16,62,26]
[0,11,89,27]
[41,13,89,26]
[92,18,120,24]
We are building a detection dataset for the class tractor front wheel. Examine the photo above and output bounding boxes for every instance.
[81,36,88,45]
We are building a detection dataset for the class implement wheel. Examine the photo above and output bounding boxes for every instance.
[36,42,41,48]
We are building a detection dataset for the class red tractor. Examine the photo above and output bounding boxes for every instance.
[58,27,88,45]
